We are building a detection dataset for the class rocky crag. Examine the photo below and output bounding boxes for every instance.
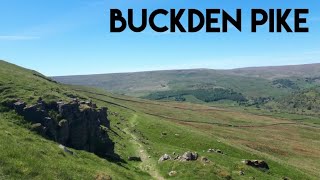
[8,98,114,158]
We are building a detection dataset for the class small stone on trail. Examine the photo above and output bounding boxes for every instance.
[169,171,177,177]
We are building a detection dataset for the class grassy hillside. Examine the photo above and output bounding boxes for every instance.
[0,60,151,179]
[0,112,148,179]
[73,86,320,179]
[1,60,320,179]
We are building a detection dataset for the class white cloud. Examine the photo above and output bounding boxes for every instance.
[0,36,40,41]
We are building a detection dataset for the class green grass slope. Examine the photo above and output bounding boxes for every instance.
[0,112,147,180]
[1,60,320,179]
[74,86,320,179]
[0,60,150,179]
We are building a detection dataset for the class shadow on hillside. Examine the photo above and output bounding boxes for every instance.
[103,153,128,168]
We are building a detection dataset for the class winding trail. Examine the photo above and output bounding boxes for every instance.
[123,114,164,180]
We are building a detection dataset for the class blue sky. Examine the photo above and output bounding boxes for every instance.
[0,0,319,76]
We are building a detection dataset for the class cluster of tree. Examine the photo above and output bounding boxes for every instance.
[272,79,299,90]
[144,88,247,103]
[191,88,247,102]
[278,87,320,112]
[305,76,320,83]
[240,97,274,108]
[144,91,187,101]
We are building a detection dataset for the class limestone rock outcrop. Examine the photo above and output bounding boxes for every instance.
[11,98,114,157]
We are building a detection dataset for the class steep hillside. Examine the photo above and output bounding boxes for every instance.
[0,60,150,179]
[1,60,320,179]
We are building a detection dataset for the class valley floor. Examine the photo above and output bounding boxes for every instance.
[76,87,320,179]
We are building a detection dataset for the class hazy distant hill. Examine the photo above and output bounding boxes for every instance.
[53,63,320,98]
[223,63,320,79]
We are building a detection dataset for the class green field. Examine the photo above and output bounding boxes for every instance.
[1,60,320,179]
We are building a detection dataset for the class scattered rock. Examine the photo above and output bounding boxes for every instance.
[282,177,290,180]
[161,132,167,136]
[239,171,245,176]
[207,149,215,153]
[31,123,46,135]
[159,154,171,162]
[57,119,69,144]
[201,157,210,163]
[168,171,177,177]
[58,144,74,155]
[13,100,26,114]
[208,148,224,154]
[91,103,97,108]
[181,151,198,161]
[128,156,142,162]
[172,155,180,160]
[243,160,269,170]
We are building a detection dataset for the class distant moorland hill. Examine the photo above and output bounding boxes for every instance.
[53,63,320,115]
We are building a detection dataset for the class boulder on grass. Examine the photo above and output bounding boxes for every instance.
[181,151,198,161]
[58,144,74,155]
[159,154,171,162]
[243,160,269,170]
